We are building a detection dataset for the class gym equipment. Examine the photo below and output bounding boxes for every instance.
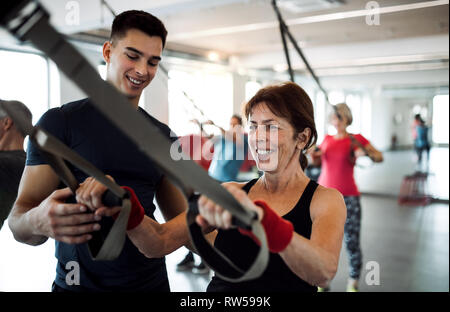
[1,101,130,261]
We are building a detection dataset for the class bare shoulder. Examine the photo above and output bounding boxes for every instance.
[310,184,346,221]
[313,185,344,203]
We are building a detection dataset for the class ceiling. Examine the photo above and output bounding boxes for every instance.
[25,0,450,79]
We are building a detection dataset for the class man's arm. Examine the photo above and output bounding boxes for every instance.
[77,175,218,258]
[8,165,99,246]
[126,176,192,258]
[77,175,192,258]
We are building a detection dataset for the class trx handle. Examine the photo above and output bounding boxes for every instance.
[349,134,374,161]
[65,191,123,212]
[102,190,124,207]
[32,127,132,261]
[186,194,269,283]
[0,0,269,281]
[2,104,130,261]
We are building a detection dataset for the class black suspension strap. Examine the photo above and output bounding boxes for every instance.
[1,101,130,261]
[0,0,269,282]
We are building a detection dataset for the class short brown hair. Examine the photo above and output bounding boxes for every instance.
[243,82,317,170]
[231,114,242,125]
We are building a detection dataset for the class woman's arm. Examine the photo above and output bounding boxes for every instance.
[279,187,346,287]
[364,143,383,163]
[197,184,346,287]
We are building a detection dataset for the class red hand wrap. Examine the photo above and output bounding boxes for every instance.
[238,200,294,253]
[114,186,145,230]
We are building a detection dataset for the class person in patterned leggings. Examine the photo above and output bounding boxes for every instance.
[311,103,383,291]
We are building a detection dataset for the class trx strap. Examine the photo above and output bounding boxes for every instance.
[272,0,343,119]
[349,134,374,161]
[1,101,131,261]
[0,0,269,282]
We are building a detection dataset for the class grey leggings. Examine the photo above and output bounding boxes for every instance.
[343,196,363,279]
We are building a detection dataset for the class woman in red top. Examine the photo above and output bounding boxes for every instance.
[311,103,383,292]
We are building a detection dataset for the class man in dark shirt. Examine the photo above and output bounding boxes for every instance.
[8,11,193,291]
[0,100,32,229]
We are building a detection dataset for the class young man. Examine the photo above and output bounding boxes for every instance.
[8,10,192,292]
[0,100,32,229]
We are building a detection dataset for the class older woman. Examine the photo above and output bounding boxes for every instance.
[196,82,347,292]
[312,103,383,292]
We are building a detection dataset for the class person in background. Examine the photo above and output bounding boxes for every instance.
[177,115,248,274]
[0,100,32,229]
[310,103,383,292]
[205,115,248,183]
[413,114,430,172]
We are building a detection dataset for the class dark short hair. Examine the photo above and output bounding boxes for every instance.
[244,82,317,170]
[110,10,168,47]
[231,114,243,125]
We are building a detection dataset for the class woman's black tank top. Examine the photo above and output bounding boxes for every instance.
[207,178,319,292]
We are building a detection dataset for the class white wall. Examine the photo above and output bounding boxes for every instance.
[232,72,247,116]
[143,70,169,124]
[57,43,103,105]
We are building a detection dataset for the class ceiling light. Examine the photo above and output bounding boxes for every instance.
[207,51,220,62]
[273,64,289,72]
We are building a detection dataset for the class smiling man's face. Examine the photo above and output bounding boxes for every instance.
[103,28,163,107]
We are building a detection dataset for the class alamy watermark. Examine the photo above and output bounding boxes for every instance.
[366,1,380,26]
[65,1,80,26]
[65,260,80,286]
[365,260,381,286]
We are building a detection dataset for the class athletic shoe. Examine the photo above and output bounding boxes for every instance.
[192,262,210,274]
[176,252,195,271]
[346,284,359,292]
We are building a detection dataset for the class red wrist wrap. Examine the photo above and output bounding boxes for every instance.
[238,200,294,253]
[117,186,145,230]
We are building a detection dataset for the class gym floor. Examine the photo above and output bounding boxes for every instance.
[0,148,448,292]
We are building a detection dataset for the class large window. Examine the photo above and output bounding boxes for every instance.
[0,50,48,123]
[245,80,262,102]
[327,90,345,135]
[168,69,233,136]
[432,94,449,144]
[346,94,361,134]
[315,91,327,144]
[325,91,366,137]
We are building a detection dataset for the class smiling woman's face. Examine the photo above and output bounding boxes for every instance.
[248,102,300,173]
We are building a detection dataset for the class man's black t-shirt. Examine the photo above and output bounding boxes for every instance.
[0,150,26,228]
[26,98,177,291]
